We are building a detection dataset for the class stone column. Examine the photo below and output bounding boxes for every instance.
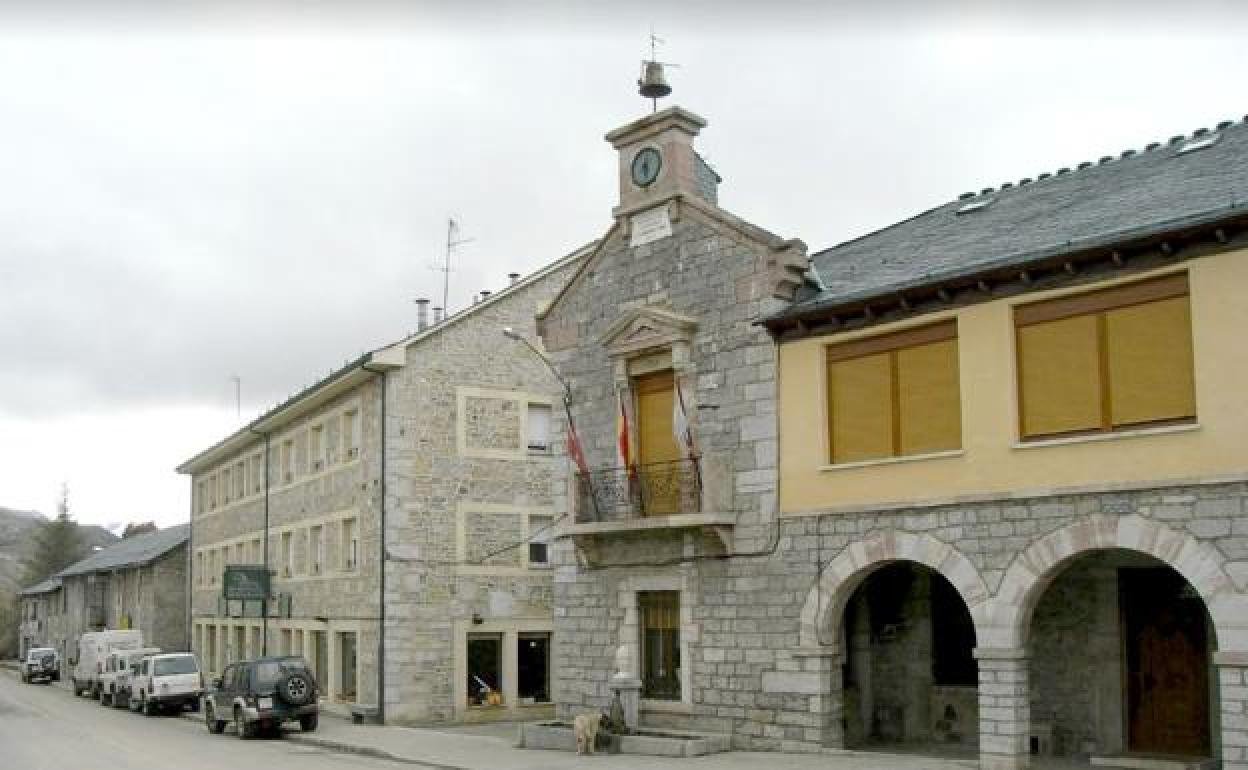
[974,647,1030,770]
[791,647,845,749]
[1215,652,1248,770]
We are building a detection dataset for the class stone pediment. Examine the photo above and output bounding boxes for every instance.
[598,306,698,358]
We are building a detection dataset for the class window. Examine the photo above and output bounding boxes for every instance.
[234,461,245,499]
[208,474,218,510]
[251,454,264,494]
[196,551,205,586]
[250,538,262,564]
[639,591,681,700]
[825,321,961,464]
[526,403,552,451]
[341,518,358,570]
[197,481,207,515]
[517,633,551,704]
[281,532,293,577]
[281,439,295,483]
[528,515,552,566]
[467,634,503,707]
[210,550,218,584]
[310,424,324,472]
[337,631,358,701]
[343,409,360,459]
[1015,273,1195,440]
[221,468,231,504]
[309,526,323,575]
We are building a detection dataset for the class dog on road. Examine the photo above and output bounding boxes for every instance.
[573,712,608,755]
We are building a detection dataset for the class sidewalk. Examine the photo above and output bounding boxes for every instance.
[265,713,980,770]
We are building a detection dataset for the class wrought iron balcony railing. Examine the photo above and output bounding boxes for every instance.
[575,458,702,523]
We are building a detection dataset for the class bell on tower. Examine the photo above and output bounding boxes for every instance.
[638,61,671,100]
[637,30,677,113]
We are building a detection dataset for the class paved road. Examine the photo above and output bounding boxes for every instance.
[0,670,404,770]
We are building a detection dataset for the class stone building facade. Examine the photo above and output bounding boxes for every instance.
[541,105,1248,770]
[179,247,585,724]
[18,525,189,670]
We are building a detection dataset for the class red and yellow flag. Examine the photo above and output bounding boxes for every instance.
[616,390,632,470]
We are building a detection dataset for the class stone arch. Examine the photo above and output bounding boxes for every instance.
[984,514,1248,651]
[799,529,991,649]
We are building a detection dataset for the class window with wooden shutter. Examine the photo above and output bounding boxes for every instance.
[825,321,961,464]
[1015,273,1195,440]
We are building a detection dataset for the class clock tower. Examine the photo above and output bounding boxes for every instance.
[605,106,720,220]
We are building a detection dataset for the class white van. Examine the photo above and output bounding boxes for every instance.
[129,653,202,715]
[71,630,144,698]
[98,647,160,707]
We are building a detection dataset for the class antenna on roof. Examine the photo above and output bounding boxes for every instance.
[430,218,473,314]
[638,28,678,113]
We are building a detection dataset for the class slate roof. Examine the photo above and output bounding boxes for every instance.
[55,523,189,578]
[18,576,62,597]
[774,116,1248,323]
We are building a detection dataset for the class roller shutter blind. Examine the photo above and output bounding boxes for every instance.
[1015,273,1195,439]
[825,321,961,464]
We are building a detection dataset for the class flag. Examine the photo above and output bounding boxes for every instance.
[616,390,633,470]
[672,378,697,459]
[565,408,591,478]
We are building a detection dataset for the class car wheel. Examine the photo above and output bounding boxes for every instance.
[205,702,225,734]
[275,671,317,707]
[299,713,318,733]
[234,707,254,740]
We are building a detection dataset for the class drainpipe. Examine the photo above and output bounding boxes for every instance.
[362,364,388,723]
[249,428,271,656]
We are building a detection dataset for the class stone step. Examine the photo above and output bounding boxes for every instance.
[1089,754,1216,770]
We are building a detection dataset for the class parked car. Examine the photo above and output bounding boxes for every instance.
[21,647,60,684]
[129,653,202,715]
[204,656,319,738]
[71,630,144,698]
[98,647,160,708]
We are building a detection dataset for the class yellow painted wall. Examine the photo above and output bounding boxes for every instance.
[778,248,1248,513]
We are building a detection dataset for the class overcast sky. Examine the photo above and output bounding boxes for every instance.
[2,2,1246,530]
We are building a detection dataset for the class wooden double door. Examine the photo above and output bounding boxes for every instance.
[1121,568,1210,757]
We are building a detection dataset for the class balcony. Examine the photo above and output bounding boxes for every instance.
[566,459,735,551]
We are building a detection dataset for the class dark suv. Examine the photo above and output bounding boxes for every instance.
[203,656,319,738]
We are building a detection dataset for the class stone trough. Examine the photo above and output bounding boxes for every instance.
[518,721,731,757]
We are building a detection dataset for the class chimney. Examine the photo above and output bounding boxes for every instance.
[472,294,479,305]
[508,272,520,286]
[433,306,444,323]
[415,298,429,331]
[480,290,492,301]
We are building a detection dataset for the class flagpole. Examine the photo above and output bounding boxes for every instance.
[502,327,600,520]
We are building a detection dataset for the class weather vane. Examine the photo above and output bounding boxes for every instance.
[638,28,678,113]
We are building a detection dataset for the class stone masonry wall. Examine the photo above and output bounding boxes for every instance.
[553,478,1248,753]
[381,257,581,724]
[190,380,383,704]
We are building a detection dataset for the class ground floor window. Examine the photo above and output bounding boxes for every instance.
[337,631,358,702]
[467,634,504,707]
[639,591,680,700]
[517,633,550,704]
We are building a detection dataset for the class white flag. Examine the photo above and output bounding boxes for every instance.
[672,379,696,459]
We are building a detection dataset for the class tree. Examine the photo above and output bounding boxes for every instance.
[23,483,87,586]
[0,593,17,659]
[121,521,157,539]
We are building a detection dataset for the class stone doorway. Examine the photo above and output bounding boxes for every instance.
[841,562,978,755]
[1027,551,1215,762]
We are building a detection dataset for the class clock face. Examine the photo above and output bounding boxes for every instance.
[631,147,662,188]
